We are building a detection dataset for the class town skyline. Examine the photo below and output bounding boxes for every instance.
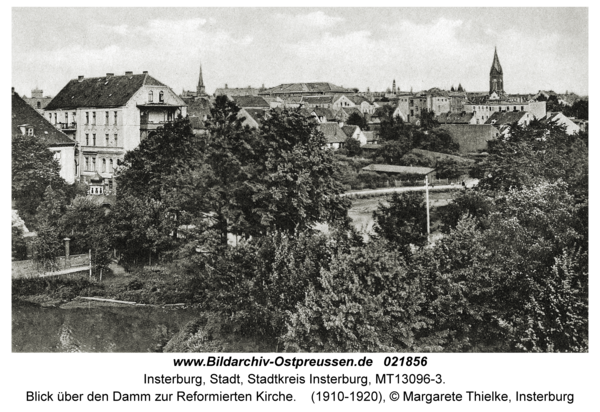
[13,7,589,98]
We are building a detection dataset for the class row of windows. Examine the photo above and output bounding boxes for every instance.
[471,105,526,112]
[83,133,119,147]
[83,157,116,173]
[148,90,164,103]
[48,111,118,126]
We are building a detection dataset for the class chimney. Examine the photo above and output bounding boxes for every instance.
[78,75,84,81]
[125,71,133,76]
[106,73,114,78]
[143,71,148,74]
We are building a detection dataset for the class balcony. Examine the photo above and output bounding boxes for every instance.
[56,122,77,131]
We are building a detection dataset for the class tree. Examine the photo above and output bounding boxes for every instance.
[282,240,441,352]
[12,225,28,261]
[346,112,368,130]
[245,107,351,236]
[563,99,588,120]
[372,192,428,256]
[344,137,362,157]
[59,196,114,275]
[12,133,65,227]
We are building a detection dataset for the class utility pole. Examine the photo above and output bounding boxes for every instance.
[425,175,431,243]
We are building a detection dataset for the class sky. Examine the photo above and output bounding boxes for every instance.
[12,7,589,97]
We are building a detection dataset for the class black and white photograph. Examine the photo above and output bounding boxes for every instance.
[11,6,589,357]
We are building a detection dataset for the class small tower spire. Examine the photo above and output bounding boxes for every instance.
[197,63,206,96]
[392,79,397,94]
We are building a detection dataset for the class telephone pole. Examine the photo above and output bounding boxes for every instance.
[425,175,431,243]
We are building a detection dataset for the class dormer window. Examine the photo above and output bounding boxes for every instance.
[159,91,164,102]
[27,127,34,136]
[149,91,154,102]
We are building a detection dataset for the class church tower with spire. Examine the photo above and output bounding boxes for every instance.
[196,63,206,97]
[489,47,504,95]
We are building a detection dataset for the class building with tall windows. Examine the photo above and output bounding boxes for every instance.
[44,71,186,191]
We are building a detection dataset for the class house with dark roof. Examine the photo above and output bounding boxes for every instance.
[311,107,337,123]
[317,122,348,149]
[12,88,77,183]
[232,95,271,109]
[44,71,186,188]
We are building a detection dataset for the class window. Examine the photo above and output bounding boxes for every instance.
[149,91,154,102]
[49,113,52,121]
[37,102,41,109]
[108,179,113,190]
[105,134,109,146]
[109,159,113,173]
[114,111,118,125]
[86,112,89,125]
[92,112,96,125]
[84,157,88,171]
[27,128,34,136]
[92,157,96,171]
[85,134,89,145]
[114,134,118,147]
[54,113,57,124]
[93,134,96,146]
[73,112,76,122]
[159,91,164,102]
[102,158,106,173]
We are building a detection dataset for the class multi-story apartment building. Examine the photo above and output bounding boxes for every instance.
[44,71,186,191]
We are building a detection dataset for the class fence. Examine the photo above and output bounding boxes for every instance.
[12,254,89,279]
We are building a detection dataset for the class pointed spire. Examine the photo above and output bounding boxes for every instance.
[196,63,206,96]
[490,46,503,75]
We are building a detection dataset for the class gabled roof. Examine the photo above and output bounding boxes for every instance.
[484,111,528,125]
[12,90,75,146]
[341,107,363,117]
[347,95,370,105]
[312,107,336,121]
[318,122,348,144]
[232,95,270,108]
[46,73,172,110]
[260,82,354,95]
[342,125,359,138]
[362,164,435,175]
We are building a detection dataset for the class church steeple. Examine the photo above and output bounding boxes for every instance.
[196,63,206,96]
[489,47,504,95]
[392,79,397,94]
